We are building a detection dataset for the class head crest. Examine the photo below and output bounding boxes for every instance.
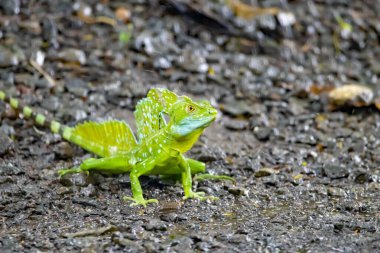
[148,88,178,113]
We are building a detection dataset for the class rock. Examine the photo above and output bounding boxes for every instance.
[160,213,177,222]
[0,130,13,156]
[65,78,89,97]
[0,163,23,176]
[14,73,37,86]
[144,219,167,231]
[176,214,188,221]
[196,242,213,251]
[248,57,270,75]
[57,48,86,65]
[0,0,20,15]
[255,167,277,177]
[53,142,75,159]
[42,17,59,48]
[220,98,255,117]
[169,236,193,252]
[224,118,249,131]
[0,46,20,67]
[71,197,99,208]
[153,56,172,69]
[257,14,277,30]
[327,187,347,197]
[323,164,349,179]
[1,235,21,252]
[178,49,208,73]
[294,134,317,145]
[31,50,45,66]
[277,12,296,27]
[59,173,92,187]
[227,186,249,196]
[235,234,252,243]
[80,184,97,197]
[112,235,143,251]
[41,96,60,112]
[56,187,72,195]
[195,146,225,162]
[134,30,178,56]
[354,173,370,184]
[253,126,272,141]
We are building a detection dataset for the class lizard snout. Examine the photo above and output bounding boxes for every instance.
[208,108,218,116]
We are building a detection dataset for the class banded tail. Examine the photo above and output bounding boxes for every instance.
[0,90,137,157]
[0,90,72,139]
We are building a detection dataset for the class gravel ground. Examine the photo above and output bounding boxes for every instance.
[1,0,380,252]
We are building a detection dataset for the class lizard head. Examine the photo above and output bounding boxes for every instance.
[168,96,218,140]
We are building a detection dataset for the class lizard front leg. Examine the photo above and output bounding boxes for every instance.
[179,155,218,202]
[123,157,159,207]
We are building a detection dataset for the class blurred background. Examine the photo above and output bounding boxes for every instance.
[1,0,380,252]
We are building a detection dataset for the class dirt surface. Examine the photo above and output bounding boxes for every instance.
[1,0,380,252]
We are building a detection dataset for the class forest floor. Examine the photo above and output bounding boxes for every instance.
[1,0,380,252]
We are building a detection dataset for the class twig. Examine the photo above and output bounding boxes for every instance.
[62,225,118,238]
[29,58,56,87]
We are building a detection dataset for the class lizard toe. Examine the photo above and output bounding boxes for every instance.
[123,196,159,207]
[57,168,81,177]
[183,191,219,202]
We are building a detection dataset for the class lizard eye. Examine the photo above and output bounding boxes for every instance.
[186,104,196,113]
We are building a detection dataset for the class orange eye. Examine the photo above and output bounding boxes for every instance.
[187,104,196,113]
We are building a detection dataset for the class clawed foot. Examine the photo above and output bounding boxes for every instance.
[57,158,97,177]
[123,196,159,207]
[57,167,87,177]
[194,174,236,184]
[183,191,219,202]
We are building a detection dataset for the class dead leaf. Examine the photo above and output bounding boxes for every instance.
[165,0,238,36]
[63,225,118,238]
[328,84,373,107]
[115,7,131,23]
[227,0,280,20]
[309,83,335,95]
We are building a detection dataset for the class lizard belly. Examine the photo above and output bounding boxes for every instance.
[149,156,181,175]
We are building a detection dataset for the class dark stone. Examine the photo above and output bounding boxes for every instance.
[0,129,13,156]
[0,163,23,176]
[323,164,349,179]
[253,127,272,141]
[59,173,92,187]
[65,78,89,97]
[0,0,20,15]
[53,142,75,159]
[144,219,167,231]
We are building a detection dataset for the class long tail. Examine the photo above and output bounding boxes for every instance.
[0,90,137,157]
[0,90,73,140]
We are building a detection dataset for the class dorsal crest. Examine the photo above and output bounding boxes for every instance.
[70,120,137,157]
[134,88,178,141]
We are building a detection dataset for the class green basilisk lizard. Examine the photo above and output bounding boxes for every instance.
[0,88,233,206]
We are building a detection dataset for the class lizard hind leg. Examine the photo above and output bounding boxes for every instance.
[57,167,85,177]
[193,174,236,184]
[57,158,99,177]
[188,158,236,183]
[178,155,219,202]
[57,156,131,177]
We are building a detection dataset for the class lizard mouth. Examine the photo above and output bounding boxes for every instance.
[172,114,217,138]
[185,115,216,128]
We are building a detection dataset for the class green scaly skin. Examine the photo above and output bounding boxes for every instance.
[0,89,233,207]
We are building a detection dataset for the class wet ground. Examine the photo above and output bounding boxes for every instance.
[1,0,380,252]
